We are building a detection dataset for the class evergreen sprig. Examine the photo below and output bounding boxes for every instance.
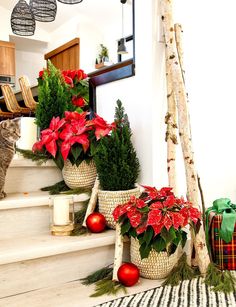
[90,279,127,297]
[205,263,236,293]
[81,267,113,285]
[94,100,140,191]
[35,61,70,130]
[16,148,50,164]
[162,252,199,287]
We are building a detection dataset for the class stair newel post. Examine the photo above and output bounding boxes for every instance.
[160,0,210,274]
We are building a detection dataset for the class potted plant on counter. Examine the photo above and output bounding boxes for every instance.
[33,111,115,189]
[113,185,201,279]
[94,100,141,229]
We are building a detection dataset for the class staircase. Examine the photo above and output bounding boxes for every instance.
[0,156,120,306]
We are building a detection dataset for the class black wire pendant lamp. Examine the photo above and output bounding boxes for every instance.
[57,0,83,4]
[117,0,128,54]
[11,0,36,36]
[29,0,57,22]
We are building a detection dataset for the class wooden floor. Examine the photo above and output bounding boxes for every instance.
[0,278,163,307]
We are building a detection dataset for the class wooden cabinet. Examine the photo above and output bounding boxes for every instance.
[44,38,80,71]
[0,41,16,76]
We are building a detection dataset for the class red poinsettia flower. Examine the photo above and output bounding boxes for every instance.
[72,96,86,107]
[179,206,201,225]
[59,123,89,160]
[32,140,43,152]
[40,117,66,157]
[63,75,73,87]
[39,70,44,78]
[88,114,116,140]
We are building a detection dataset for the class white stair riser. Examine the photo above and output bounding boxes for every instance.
[0,203,86,239]
[5,167,62,194]
[0,245,117,298]
[0,206,50,239]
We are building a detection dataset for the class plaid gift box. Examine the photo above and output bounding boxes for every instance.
[209,213,236,270]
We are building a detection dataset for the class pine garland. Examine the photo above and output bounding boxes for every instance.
[81,265,127,297]
[72,201,90,236]
[81,267,113,285]
[16,148,50,165]
[205,263,236,293]
[162,252,199,286]
[90,279,127,297]
[41,180,91,195]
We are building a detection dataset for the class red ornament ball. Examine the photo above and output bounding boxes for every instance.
[117,263,140,287]
[86,212,106,233]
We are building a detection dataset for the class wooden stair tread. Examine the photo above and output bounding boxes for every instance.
[0,191,90,210]
[0,231,116,265]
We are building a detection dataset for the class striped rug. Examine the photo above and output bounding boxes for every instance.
[95,277,236,307]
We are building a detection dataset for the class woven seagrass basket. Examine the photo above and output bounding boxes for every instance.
[98,186,141,229]
[62,160,97,189]
[131,237,180,279]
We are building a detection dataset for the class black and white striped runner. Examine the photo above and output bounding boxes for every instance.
[95,277,236,307]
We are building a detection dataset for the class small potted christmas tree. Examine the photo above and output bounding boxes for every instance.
[94,100,141,228]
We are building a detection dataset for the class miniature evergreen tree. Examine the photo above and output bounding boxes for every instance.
[94,100,140,191]
[35,61,69,130]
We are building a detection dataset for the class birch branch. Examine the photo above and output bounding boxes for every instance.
[82,177,99,227]
[165,50,178,195]
[112,223,124,281]
[160,0,210,274]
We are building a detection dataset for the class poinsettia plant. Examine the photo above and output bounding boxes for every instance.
[61,69,89,109]
[113,185,201,259]
[33,111,115,170]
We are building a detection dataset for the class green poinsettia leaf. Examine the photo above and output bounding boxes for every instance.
[152,236,166,253]
[173,230,182,246]
[121,220,131,235]
[181,231,188,248]
[71,145,82,162]
[139,242,151,259]
[138,206,149,213]
[161,226,176,244]
[143,226,154,246]
[129,228,137,238]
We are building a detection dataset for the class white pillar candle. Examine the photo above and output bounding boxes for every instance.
[53,198,70,226]
[17,117,38,150]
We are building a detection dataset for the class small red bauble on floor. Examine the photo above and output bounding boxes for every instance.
[117,263,140,287]
[86,212,106,233]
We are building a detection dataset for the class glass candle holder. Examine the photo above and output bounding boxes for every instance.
[49,195,74,236]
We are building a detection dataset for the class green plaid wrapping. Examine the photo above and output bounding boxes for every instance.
[210,214,236,270]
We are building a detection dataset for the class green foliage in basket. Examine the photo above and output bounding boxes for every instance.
[113,185,202,259]
[35,60,71,130]
[94,100,140,191]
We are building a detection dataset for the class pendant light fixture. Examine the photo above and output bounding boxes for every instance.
[57,0,83,4]
[117,0,128,55]
[29,0,57,22]
[11,0,36,36]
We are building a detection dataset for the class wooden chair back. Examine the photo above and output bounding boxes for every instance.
[1,84,31,115]
[18,76,37,111]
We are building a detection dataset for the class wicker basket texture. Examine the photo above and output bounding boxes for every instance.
[131,237,180,279]
[62,159,97,189]
[98,187,141,229]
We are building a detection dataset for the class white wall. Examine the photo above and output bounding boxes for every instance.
[0,6,49,87]
[96,0,236,207]
[47,16,104,74]
[15,50,45,90]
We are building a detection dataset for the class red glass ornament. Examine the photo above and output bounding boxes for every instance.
[86,212,106,233]
[117,263,140,287]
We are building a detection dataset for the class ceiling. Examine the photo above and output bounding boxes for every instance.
[0,0,132,33]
